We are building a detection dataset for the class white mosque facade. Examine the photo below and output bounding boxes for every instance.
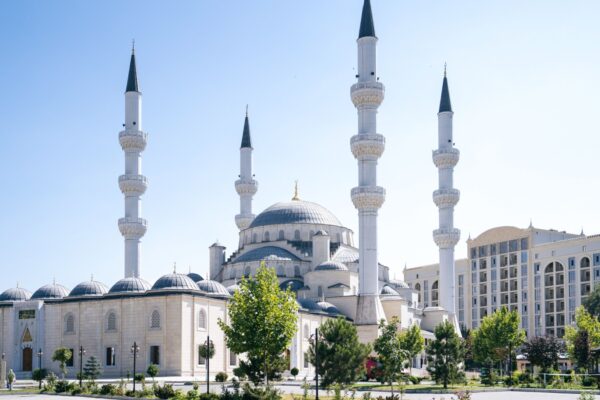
[0,1,455,379]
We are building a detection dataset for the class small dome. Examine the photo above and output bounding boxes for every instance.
[197,280,230,297]
[109,277,151,294]
[0,287,32,302]
[226,284,240,295]
[152,273,198,291]
[381,285,400,295]
[280,279,304,292]
[187,272,204,283]
[316,301,341,314]
[69,280,108,297]
[315,261,348,272]
[388,279,410,289]
[31,283,69,300]
[298,298,320,311]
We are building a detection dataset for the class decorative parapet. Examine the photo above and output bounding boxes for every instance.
[118,217,147,239]
[350,81,385,108]
[433,228,461,248]
[235,214,255,230]
[432,188,460,208]
[432,148,460,169]
[235,179,258,196]
[351,186,386,211]
[350,134,385,159]
[118,174,148,196]
[119,130,148,152]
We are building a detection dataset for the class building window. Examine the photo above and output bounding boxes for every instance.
[317,286,323,298]
[198,309,207,330]
[582,257,591,268]
[294,230,301,240]
[150,346,160,365]
[252,233,258,243]
[278,230,285,240]
[106,347,116,366]
[294,265,301,277]
[264,231,270,242]
[303,324,310,339]
[198,346,206,366]
[106,312,117,331]
[304,352,309,368]
[229,352,237,366]
[277,265,285,277]
[150,310,161,329]
[65,314,75,334]
[431,281,439,306]
[66,349,74,367]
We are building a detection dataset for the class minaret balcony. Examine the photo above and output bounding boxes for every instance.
[351,186,385,211]
[350,134,385,159]
[432,148,460,169]
[350,81,385,108]
[432,188,460,208]
[235,214,255,231]
[433,228,461,249]
[118,217,147,239]
[119,130,148,152]
[235,179,258,196]
[119,174,148,196]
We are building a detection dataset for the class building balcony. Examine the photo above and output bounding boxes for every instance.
[235,179,258,196]
[118,174,148,195]
[432,148,460,169]
[350,81,385,108]
[433,228,461,249]
[118,217,147,239]
[119,130,148,152]
[432,188,460,208]
[351,186,385,211]
[350,134,385,159]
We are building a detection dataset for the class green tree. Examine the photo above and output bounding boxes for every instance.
[565,307,600,371]
[52,347,73,379]
[471,307,525,375]
[584,284,600,317]
[308,317,371,388]
[218,264,298,386]
[83,355,103,382]
[32,368,48,389]
[426,321,465,389]
[398,323,424,373]
[521,336,563,373]
[573,329,591,371]
[373,317,410,396]
[146,364,159,382]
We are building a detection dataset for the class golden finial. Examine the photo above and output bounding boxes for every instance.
[292,180,300,201]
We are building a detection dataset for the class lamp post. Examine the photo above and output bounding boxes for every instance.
[36,349,43,389]
[78,346,86,387]
[130,342,140,393]
[310,328,320,400]
[205,336,213,394]
[1,353,6,390]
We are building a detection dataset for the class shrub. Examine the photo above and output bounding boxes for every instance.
[241,384,281,400]
[101,384,118,395]
[479,368,495,385]
[134,372,145,382]
[45,371,58,390]
[199,393,220,400]
[71,385,84,396]
[126,390,136,397]
[582,375,596,387]
[579,392,595,400]
[290,367,299,379]
[503,375,516,387]
[137,387,155,398]
[147,364,160,381]
[187,389,199,400]
[54,380,75,393]
[233,367,246,380]
[407,375,421,385]
[154,383,176,399]
[216,372,228,383]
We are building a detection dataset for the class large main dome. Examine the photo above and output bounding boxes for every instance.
[249,200,343,229]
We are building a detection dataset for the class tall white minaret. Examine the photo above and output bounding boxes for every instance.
[118,47,148,278]
[234,108,258,230]
[350,0,386,336]
[432,67,460,319]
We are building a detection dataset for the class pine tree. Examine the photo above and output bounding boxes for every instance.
[83,356,102,382]
[426,321,465,389]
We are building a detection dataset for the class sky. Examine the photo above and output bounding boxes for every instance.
[1,0,599,293]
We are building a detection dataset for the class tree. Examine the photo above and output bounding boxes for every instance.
[573,329,591,371]
[565,307,600,371]
[471,307,525,375]
[584,284,600,317]
[521,336,563,373]
[52,347,73,379]
[146,364,159,382]
[308,317,371,388]
[398,323,424,373]
[373,317,410,396]
[83,356,102,382]
[32,368,48,389]
[218,263,298,386]
[426,320,465,389]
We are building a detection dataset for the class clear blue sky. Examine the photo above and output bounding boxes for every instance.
[1,1,599,292]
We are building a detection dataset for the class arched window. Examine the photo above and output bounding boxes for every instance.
[317,286,323,298]
[244,266,251,277]
[545,263,554,274]
[277,265,285,277]
[198,309,207,330]
[415,283,422,304]
[294,265,301,277]
[150,310,161,329]
[252,233,258,243]
[264,231,270,242]
[278,230,285,240]
[303,324,310,339]
[107,312,117,331]
[431,281,439,306]
[65,313,75,334]
[582,257,591,268]
[294,230,301,240]
[229,351,237,366]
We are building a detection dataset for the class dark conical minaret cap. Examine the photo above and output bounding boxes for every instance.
[358,0,376,38]
[126,42,139,93]
[241,105,252,149]
[439,64,452,113]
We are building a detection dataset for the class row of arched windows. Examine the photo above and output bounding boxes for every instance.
[245,229,351,245]
[231,265,303,279]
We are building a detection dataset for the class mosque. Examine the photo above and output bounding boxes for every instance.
[0,1,457,379]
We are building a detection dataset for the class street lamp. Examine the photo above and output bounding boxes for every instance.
[204,336,214,394]
[310,328,320,400]
[130,342,140,393]
[36,349,43,389]
[78,346,86,387]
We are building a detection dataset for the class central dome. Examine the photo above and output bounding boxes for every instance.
[249,200,342,229]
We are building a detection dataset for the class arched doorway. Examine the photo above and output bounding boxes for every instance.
[22,347,32,372]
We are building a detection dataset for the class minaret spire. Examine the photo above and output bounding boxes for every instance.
[118,48,148,278]
[235,108,258,230]
[351,0,386,339]
[432,67,460,325]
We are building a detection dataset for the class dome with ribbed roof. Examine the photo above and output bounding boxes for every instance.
[0,287,32,302]
[315,261,348,272]
[249,200,343,229]
[187,272,204,283]
[152,273,198,291]
[388,279,409,289]
[280,279,304,292]
[31,283,69,300]
[381,285,399,295]
[316,301,341,314]
[69,280,109,297]
[226,284,240,295]
[109,277,151,294]
[197,280,230,297]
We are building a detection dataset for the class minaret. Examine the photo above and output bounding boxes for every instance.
[234,108,258,230]
[350,0,386,337]
[432,67,460,319]
[118,46,148,278]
